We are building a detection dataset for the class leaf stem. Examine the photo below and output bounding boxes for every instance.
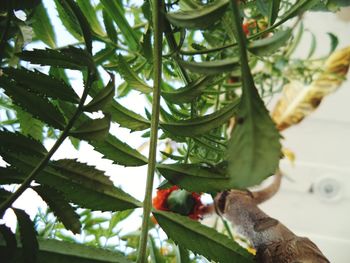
[230,1,250,81]
[137,0,163,262]
[0,71,95,217]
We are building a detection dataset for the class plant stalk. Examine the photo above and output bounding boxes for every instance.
[0,71,95,217]
[137,0,163,262]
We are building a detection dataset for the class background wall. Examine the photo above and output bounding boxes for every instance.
[261,7,350,262]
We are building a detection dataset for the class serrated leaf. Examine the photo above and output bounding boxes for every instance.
[91,134,147,166]
[0,224,17,263]
[162,76,212,104]
[17,47,95,71]
[0,153,141,211]
[0,167,24,184]
[70,115,111,141]
[272,46,350,131]
[49,67,70,84]
[0,238,132,263]
[53,159,114,186]
[33,185,81,234]
[32,2,56,48]
[248,29,292,56]
[53,0,83,40]
[84,75,115,112]
[0,130,47,157]
[105,55,152,93]
[156,163,230,192]
[12,208,38,263]
[102,10,118,44]
[94,47,117,65]
[106,101,150,131]
[64,0,93,54]
[166,0,229,29]
[16,107,43,142]
[51,159,141,210]
[77,0,105,36]
[0,77,66,130]
[153,211,254,263]
[100,0,139,51]
[160,100,239,137]
[226,2,281,188]
[0,0,40,11]
[268,0,281,26]
[58,101,148,166]
[2,68,79,103]
[177,58,240,75]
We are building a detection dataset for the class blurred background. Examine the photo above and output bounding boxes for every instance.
[261,7,350,262]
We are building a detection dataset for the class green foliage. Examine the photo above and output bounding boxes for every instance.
[0,0,40,11]
[12,208,39,263]
[64,0,93,54]
[2,67,79,103]
[106,55,152,93]
[106,101,150,131]
[102,10,118,44]
[31,2,57,48]
[161,76,212,104]
[53,0,83,40]
[76,0,105,37]
[33,185,82,234]
[268,0,281,26]
[0,224,17,262]
[154,211,254,263]
[226,1,281,188]
[0,133,141,210]
[91,134,148,166]
[312,0,350,11]
[161,101,239,137]
[166,0,229,29]
[0,130,47,156]
[0,76,67,129]
[157,163,229,192]
[100,0,139,51]
[69,115,111,141]
[0,238,132,263]
[17,47,95,71]
[248,29,292,56]
[84,75,115,112]
[177,58,240,75]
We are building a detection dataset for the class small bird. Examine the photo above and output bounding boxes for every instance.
[214,171,330,263]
